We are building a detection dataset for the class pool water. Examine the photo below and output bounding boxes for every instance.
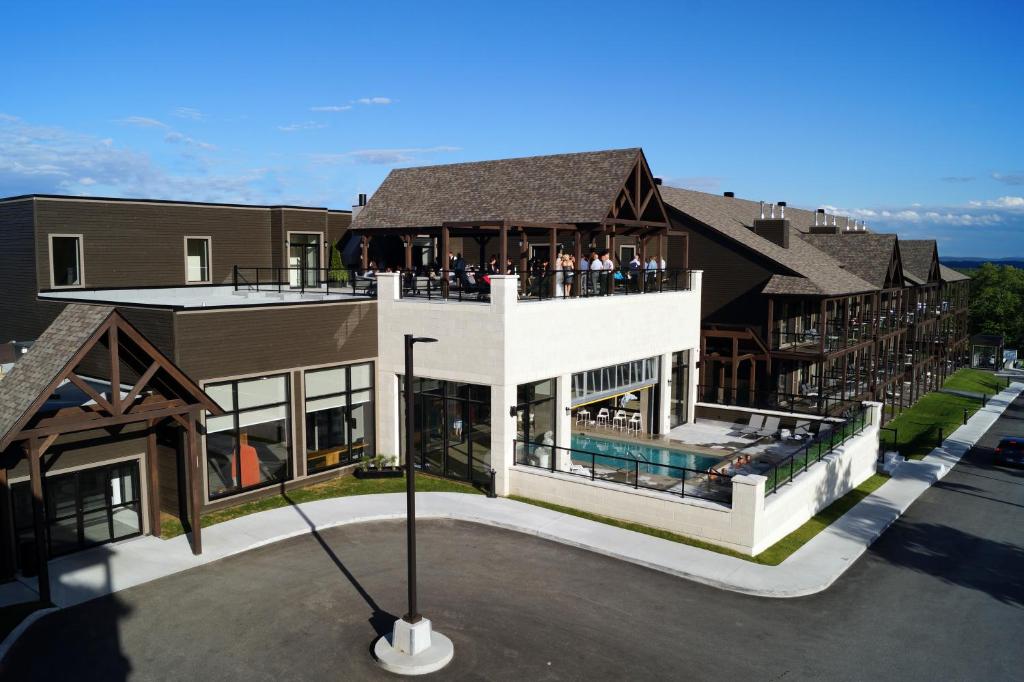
[570,432,721,475]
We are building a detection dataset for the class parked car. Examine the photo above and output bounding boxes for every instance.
[994,437,1024,466]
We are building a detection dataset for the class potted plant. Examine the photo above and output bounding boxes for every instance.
[353,454,403,479]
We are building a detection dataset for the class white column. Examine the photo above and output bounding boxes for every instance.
[489,274,518,313]
[687,347,699,424]
[374,273,402,460]
[730,473,766,554]
[490,382,517,496]
[556,374,572,471]
[658,352,672,435]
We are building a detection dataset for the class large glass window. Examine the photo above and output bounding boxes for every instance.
[669,350,690,428]
[399,377,491,485]
[516,379,557,446]
[185,237,211,283]
[304,362,375,474]
[205,375,291,500]
[10,460,141,566]
[571,356,659,404]
[50,235,82,288]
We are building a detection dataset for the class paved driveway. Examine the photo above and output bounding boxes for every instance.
[3,398,1024,681]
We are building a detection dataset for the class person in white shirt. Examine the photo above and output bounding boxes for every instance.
[590,252,602,295]
[601,252,614,295]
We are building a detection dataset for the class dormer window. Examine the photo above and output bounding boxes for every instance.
[49,234,83,288]
[185,237,211,284]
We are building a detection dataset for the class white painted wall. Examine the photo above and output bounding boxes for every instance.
[508,402,883,556]
[374,272,703,495]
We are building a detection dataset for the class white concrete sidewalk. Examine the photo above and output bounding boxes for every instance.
[3,381,1020,610]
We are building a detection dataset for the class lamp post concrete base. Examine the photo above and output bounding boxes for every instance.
[374,617,454,676]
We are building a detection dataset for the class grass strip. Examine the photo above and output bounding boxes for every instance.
[161,472,480,539]
[511,473,890,566]
[880,369,1003,460]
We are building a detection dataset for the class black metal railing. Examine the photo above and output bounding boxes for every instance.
[233,266,377,297]
[512,439,733,504]
[763,403,873,495]
[772,320,874,353]
[394,267,692,302]
[696,384,867,418]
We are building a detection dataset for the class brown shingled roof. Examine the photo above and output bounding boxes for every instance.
[802,232,900,288]
[659,186,876,296]
[350,148,643,229]
[939,263,971,282]
[900,239,940,283]
[0,304,115,446]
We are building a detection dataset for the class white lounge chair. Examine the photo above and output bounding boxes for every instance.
[611,410,627,430]
[757,416,781,438]
[739,414,765,435]
[596,408,610,427]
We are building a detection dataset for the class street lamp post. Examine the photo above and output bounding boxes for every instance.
[374,333,454,675]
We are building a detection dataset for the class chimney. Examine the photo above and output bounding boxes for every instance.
[809,208,838,234]
[654,177,663,185]
[778,201,787,219]
[753,203,791,248]
[723,191,735,198]
[352,192,368,219]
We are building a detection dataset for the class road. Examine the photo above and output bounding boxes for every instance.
[3,397,1023,681]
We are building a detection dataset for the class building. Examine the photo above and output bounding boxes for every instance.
[658,187,970,421]
[0,147,970,584]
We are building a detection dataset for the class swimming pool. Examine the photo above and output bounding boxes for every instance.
[569,432,721,474]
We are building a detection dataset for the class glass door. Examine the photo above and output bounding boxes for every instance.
[421,394,446,475]
[288,233,321,288]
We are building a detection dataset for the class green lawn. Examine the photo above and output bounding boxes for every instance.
[942,368,1006,395]
[510,473,890,566]
[881,368,1003,460]
[161,472,481,538]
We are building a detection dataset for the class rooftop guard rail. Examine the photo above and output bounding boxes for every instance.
[396,267,692,302]
[233,266,377,297]
[762,402,873,495]
[512,438,733,504]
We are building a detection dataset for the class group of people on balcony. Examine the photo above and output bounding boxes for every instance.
[356,248,669,299]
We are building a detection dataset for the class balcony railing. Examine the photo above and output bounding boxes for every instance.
[396,267,692,302]
[772,320,874,353]
[233,266,377,297]
[697,384,866,417]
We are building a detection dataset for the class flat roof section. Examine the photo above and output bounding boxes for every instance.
[39,285,374,310]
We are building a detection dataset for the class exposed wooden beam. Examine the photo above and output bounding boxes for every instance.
[121,361,161,410]
[27,438,50,604]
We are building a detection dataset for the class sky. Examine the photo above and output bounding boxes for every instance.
[1,0,1022,257]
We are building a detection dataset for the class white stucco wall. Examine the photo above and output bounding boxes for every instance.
[508,401,882,556]
[373,273,703,494]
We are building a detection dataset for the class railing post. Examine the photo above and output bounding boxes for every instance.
[591,454,596,481]
[488,468,497,498]
[634,460,639,489]
[233,265,238,291]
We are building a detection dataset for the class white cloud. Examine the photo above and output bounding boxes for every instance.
[172,107,204,120]
[310,105,353,112]
[164,131,216,150]
[992,172,1024,186]
[0,115,272,202]
[117,116,168,129]
[355,97,393,105]
[968,196,1024,209]
[311,145,460,165]
[278,121,328,132]
[822,200,1007,229]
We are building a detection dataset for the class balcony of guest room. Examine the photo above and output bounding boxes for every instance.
[768,292,878,356]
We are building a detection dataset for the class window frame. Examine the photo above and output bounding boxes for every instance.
[48,233,85,289]
[303,362,376,475]
[184,236,213,285]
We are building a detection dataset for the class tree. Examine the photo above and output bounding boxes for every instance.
[969,263,1024,347]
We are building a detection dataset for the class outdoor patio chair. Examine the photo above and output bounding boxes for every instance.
[739,414,765,434]
[596,408,610,427]
[627,413,642,435]
[792,420,812,440]
[611,410,628,430]
[757,416,781,438]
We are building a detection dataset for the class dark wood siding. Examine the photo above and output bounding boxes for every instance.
[0,199,39,342]
[172,301,377,380]
[671,213,777,331]
[7,426,147,480]
[34,198,275,288]
[327,211,351,249]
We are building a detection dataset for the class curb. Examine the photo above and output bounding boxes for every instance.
[0,606,59,665]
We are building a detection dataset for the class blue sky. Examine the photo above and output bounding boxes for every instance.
[2,0,1022,257]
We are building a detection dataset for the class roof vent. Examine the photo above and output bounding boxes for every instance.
[778,201,786,219]
[723,191,735,198]
[809,208,838,234]
[358,193,367,206]
[654,177,663,186]
[352,192,368,219]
